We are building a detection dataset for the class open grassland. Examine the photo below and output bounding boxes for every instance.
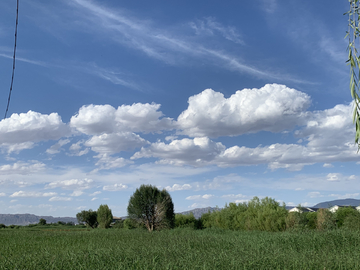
[1,228,360,269]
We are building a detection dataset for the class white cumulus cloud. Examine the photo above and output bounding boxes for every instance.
[0,111,70,152]
[165,184,192,192]
[46,178,93,190]
[49,196,72,202]
[177,84,310,137]
[0,162,45,175]
[132,137,225,166]
[70,103,174,135]
[103,183,128,191]
[186,194,214,200]
[85,132,148,154]
[10,191,57,197]
[46,139,70,154]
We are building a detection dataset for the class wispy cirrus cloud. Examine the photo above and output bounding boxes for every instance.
[67,0,308,83]
[0,53,49,67]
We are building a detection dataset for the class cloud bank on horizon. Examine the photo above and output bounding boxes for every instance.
[0,0,358,217]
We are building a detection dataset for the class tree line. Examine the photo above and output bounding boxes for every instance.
[74,185,360,232]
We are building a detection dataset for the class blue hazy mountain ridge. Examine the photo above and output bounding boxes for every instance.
[312,198,360,208]
[0,214,78,226]
[2,199,360,225]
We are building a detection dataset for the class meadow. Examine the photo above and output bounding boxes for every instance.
[1,227,360,269]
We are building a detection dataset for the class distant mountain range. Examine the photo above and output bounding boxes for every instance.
[0,207,221,225]
[313,198,360,208]
[0,214,78,226]
[2,199,360,225]
[178,207,221,219]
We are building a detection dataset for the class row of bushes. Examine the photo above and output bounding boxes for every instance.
[198,197,360,232]
[110,197,360,232]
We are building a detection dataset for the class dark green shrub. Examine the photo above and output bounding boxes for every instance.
[123,218,138,230]
[38,219,46,225]
[97,204,113,229]
[175,213,198,229]
[203,197,287,232]
[306,212,317,230]
[76,210,98,228]
[112,220,124,229]
[317,209,335,231]
[343,214,360,230]
[0,223,6,229]
[335,207,360,228]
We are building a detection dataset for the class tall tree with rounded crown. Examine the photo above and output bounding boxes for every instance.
[127,184,175,232]
[97,204,113,228]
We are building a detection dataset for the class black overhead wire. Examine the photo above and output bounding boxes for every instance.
[4,0,19,119]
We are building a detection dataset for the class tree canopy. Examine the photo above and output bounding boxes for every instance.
[97,204,113,229]
[127,184,175,232]
[76,209,98,229]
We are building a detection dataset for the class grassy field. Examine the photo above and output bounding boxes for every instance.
[1,227,360,269]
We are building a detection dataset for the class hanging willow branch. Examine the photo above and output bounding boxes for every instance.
[346,0,360,149]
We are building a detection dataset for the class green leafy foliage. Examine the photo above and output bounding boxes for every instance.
[38,218,46,225]
[112,219,124,229]
[346,0,360,148]
[97,204,113,229]
[343,214,360,230]
[123,218,140,230]
[175,213,202,229]
[201,197,287,232]
[127,184,175,231]
[335,206,360,228]
[316,208,336,231]
[76,209,98,229]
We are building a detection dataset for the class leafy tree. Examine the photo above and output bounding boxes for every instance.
[127,184,175,232]
[76,209,98,228]
[38,218,46,225]
[97,204,113,228]
[112,219,124,229]
[316,208,335,231]
[0,224,6,229]
[123,218,139,229]
[175,213,202,229]
[335,206,360,228]
[343,214,360,230]
[306,212,317,230]
[346,1,360,148]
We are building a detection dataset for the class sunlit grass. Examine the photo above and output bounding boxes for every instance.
[1,227,360,269]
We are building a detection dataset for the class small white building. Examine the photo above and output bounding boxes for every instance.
[329,205,359,213]
[288,207,319,213]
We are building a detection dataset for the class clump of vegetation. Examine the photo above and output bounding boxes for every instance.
[317,208,336,231]
[38,218,46,225]
[201,197,287,232]
[127,184,175,232]
[97,204,113,229]
[175,213,202,229]
[76,209,98,229]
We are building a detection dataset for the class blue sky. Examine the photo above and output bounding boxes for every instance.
[0,0,358,217]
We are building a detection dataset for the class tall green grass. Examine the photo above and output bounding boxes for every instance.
[1,227,360,269]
